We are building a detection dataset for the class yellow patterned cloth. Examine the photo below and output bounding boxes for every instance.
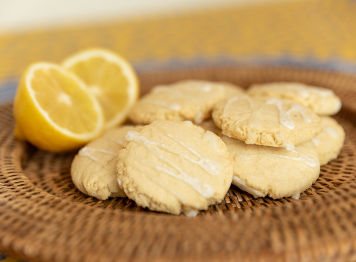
[1,0,356,260]
[1,0,356,84]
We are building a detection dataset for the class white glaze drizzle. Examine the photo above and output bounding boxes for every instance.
[284,146,319,167]
[185,209,199,217]
[289,104,312,123]
[89,148,115,155]
[245,147,318,168]
[117,178,122,187]
[312,137,320,146]
[297,89,310,99]
[79,147,116,161]
[79,147,98,162]
[201,84,212,92]
[267,98,295,129]
[154,165,214,198]
[334,99,342,111]
[146,170,188,204]
[269,151,317,167]
[232,176,265,198]
[290,85,341,111]
[223,96,243,116]
[125,131,215,198]
[325,127,337,138]
[267,98,312,129]
[291,193,300,200]
[283,143,295,151]
[127,130,221,176]
[166,133,221,176]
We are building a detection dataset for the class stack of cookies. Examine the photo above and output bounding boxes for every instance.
[71,80,345,215]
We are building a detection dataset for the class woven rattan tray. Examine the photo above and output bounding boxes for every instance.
[0,67,355,262]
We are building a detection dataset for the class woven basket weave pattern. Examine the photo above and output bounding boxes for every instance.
[0,67,355,262]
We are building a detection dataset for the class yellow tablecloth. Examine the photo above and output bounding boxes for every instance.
[1,0,356,85]
[1,0,356,260]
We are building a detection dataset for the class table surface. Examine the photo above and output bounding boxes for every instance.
[1,0,356,260]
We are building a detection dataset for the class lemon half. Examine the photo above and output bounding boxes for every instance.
[14,62,104,152]
[63,48,139,129]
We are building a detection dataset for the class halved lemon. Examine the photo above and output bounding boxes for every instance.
[14,124,26,140]
[14,62,104,152]
[62,48,139,129]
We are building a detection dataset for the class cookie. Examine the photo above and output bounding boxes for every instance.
[71,126,140,200]
[212,94,321,147]
[310,117,345,165]
[117,120,233,215]
[129,80,241,125]
[199,120,221,134]
[248,82,341,116]
[222,136,320,199]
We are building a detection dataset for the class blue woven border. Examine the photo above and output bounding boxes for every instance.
[2,56,356,104]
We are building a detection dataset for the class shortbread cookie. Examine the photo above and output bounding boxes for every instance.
[129,80,241,124]
[212,94,321,147]
[222,136,320,199]
[117,120,233,215]
[248,82,341,116]
[310,117,345,165]
[71,126,140,200]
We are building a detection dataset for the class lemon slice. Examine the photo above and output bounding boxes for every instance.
[62,48,139,129]
[14,62,104,152]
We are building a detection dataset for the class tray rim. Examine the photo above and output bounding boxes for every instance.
[0,65,356,262]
